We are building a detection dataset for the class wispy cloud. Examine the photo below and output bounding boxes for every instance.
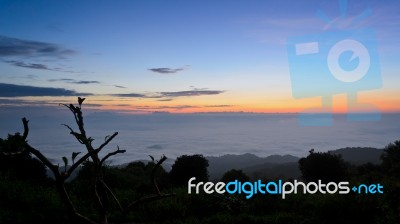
[128,104,231,112]
[148,66,189,74]
[111,93,147,98]
[48,78,74,82]
[0,83,91,97]
[5,60,80,73]
[5,60,52,70]
[114,85,126,89]
[134,105,200,110]
[1,36,79,72]
[159,90,224,97]
[0,35,76,58]
[74,81,100,84]
[204,105,233,108]
[4,60,80,73]
[157,98,173,102]
[114,104,131,106]
[48,78,100,85]
[0,98,62,107]
[109,88,225,99]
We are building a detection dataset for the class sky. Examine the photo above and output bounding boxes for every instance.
[0,0,399,114]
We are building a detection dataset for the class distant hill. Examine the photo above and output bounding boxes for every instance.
[113,147,384,181]
[206,147,383,180]
[206,153,299,180]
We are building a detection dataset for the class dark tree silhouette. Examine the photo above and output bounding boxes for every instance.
[299,150,348,183]
[220,169,250,183]
[379,140,400,224]
[0,98,174,224]
[169,154,209,186]
[381,140,400,179]
[0,133,48,184]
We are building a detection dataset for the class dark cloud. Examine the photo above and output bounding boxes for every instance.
[0,35,76,57]
[0,83,91,97]
[148,66,187,74]
[111,93,147,98]
[160,90,224,97]
[114,85,126,88]
[48,78,100,84]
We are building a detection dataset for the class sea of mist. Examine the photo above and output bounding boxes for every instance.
[1,108,399,165]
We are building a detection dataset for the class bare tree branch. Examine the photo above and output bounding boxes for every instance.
[99,179,123,212]
[60,103,80,126]
[94,180,105,211]
[22,117,29,140]
[62,124,84,144]
[67,147,102,178]
[100,147,126,166]
[122,154,175,215]
[61,123,74,133]
[151,155,167,195]
[96,132,118,152]
[24,144,60,178]
[20,118,97,224]
[5,98,175,224]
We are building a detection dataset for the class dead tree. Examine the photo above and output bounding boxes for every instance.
[3,98,174,224]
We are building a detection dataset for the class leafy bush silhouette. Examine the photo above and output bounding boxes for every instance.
[220,169,250,182]
[0,133,48,184]
[170,154,209,186]
[299,149,348,183]
[381,140,400,180]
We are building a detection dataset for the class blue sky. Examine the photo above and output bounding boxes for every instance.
[0,0,399,113]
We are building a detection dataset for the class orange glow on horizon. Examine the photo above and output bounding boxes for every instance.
[91,92,399,114]
[12,89,400,114]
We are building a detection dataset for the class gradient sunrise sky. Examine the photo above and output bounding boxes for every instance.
[0,0,399,114]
